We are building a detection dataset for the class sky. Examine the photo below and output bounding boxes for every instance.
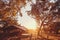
[17,0,37,30]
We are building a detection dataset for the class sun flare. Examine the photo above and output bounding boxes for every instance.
[17,13,37,30]
[24,19,37,30]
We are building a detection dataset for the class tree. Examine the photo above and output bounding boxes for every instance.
[0,0,26,25]
[0,0,26,40]
[27,0,60,39]
[0,0,60,40]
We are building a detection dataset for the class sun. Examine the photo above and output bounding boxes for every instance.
[26,24,37,30]
[25,19,37,30]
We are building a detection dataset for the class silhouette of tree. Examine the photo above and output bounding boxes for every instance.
[27,0,60,39]
[0,0,26,24]
[0,0,60,40]
[0,0,26,40]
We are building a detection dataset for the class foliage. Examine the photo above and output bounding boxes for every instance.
[27,0,60,38]
[0,0,26,40]
[0,0,26,25]
[0,0,60,39]
[29,0,60,28]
